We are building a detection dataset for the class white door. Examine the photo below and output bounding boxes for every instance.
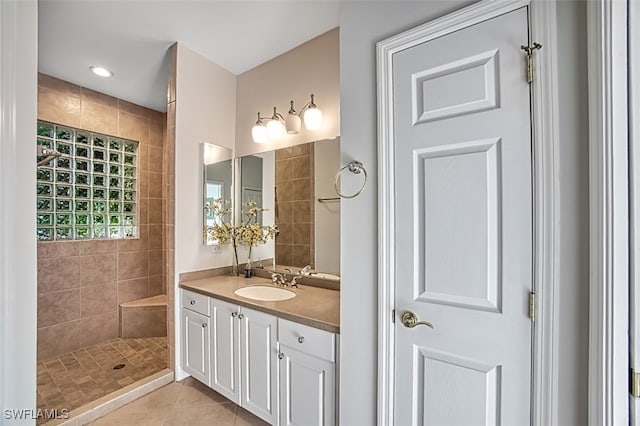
[279,344,335,426]
[393,8,533,425]
[182,308,210,386]
[210,298,241,404]
[240,307,278,425]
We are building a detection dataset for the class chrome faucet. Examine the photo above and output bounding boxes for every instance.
[289,264,312,288]
[271,272,287,287]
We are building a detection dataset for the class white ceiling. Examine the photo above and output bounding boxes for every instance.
[38,1,342,112]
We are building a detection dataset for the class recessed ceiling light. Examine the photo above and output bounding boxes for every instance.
[89,66,113,78]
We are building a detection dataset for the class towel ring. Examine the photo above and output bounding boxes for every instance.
[334,161,367,199]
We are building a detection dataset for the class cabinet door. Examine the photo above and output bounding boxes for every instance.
[210,298,241,404]
[278,344,335,426]
[182,307,210,386]
[240,307,278,425]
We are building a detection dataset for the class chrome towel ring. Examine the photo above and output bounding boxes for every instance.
[334,160,367,199]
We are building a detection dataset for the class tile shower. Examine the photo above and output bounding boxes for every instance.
[35,73,172,416]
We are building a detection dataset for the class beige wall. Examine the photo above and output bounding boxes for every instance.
[36,73,168,361]
[173,43,237,376]
[235,28,340,157]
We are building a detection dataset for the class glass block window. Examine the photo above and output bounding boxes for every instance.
[36,121,139,241]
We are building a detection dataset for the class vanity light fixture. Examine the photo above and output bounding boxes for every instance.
[251,94,323,143]
[89,65,113,78]
[251,113,269,144]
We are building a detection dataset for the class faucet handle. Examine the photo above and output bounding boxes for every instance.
[300,265,312,276]
[271,272,284,285]
[290,276,300,288]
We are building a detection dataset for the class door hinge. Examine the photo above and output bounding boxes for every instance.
[528,292,536,322]
[521,42,542,84]
[392,309,396,324]
[632,369,640,398]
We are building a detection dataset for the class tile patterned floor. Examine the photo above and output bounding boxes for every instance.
[37,337,167,420]
[89,377,269,426]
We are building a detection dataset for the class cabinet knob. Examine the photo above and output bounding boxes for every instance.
[231,312,238,318]
[298,336,305,344]
[201,323,207,328]
[190,300,196,305]
[238,314,245,319]
[278,352,284,360]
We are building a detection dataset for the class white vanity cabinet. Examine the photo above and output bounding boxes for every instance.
[180,288,337,426]
[209,297,278,425]
[278,319,336,426]
[181,290,211,386]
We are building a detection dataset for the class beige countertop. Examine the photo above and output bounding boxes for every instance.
[179,275,340,334]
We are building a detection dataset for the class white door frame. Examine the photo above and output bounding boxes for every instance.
[630,0,640,422]
[587,0,630,424]
[376,0,561,424]
[0,0,38,417]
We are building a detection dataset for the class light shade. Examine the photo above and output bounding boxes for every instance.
[252,124,268,143]
[303,107,323,131]
[285,113,301,134]
[267,119,284,139]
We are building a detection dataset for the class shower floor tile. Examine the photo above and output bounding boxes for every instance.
[37,337,167,420]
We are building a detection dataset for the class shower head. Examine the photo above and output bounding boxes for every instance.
[36,145,62,167]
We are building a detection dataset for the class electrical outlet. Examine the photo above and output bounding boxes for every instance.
[211,245,222,254]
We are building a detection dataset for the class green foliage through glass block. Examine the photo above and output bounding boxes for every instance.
[37,198,52,211]
[37,168,52,181]
[37,123,54,138]
[35,121,139,241]
[37,228,53,240]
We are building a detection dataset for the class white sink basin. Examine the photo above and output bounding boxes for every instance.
[234,286,296,302]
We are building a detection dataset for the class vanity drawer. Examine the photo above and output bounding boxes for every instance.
[278,318,335,362]
[182,289,210,316]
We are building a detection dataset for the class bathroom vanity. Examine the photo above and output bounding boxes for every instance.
[180,275,339,426]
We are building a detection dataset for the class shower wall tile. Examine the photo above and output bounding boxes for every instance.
[117,225,149,252]
[149,145,163,173]
[148,198,163,225]
[39,73,81,97]
[38,257,82,293]
[78,240,118,255]
[139,171,149,198]
[148,274,164,297]
[118,251,149,280]
[80,310,119,349]
[118,99,153,119]
[293,223,311,245]
[38,288,81,328]
[148,226,164,250]
[80,101,118,136]
[38,88,81,128]
[37,73,169,360]
[81,283,117,317]
[137,144,149,173]
[37,241,81,259]
[38,320,84,360]
[293,200,311,222]
[79,254,117,286]
[149,119,164,147]
[292,178,311,201]
[119,111,149,144]
[148,173,163,198]
[117,277,149,305]
[81,87,118,109]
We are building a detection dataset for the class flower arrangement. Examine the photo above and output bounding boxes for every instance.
[205,198,278,275]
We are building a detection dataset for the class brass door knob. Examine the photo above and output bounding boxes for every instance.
[401,311,434,329]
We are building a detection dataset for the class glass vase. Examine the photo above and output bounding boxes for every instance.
[231,244,240,276]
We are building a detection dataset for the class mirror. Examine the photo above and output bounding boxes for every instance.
[203,143,233,245]
[238,137,340,278]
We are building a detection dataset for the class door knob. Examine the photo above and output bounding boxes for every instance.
[401,311,434,329]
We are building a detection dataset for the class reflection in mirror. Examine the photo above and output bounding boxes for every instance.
[238,151,276,265]
[239,137,340,278]
[203,143,232,245]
